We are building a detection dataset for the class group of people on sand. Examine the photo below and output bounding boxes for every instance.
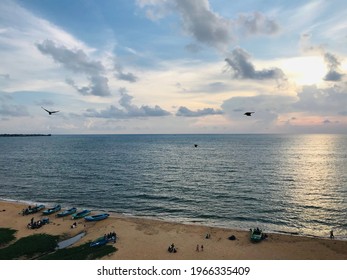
[196,244,204,252]
[104,232,117,243]
[27,217,49,229]
[168,243,177,253]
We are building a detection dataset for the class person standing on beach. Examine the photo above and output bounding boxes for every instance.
[330,230,334,239]
[196,244,199,252]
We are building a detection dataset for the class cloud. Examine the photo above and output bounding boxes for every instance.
[85,88,171,119]
[235,12,280,36]
[137,0,233,51]
[221,94,294,123]
[293,84,347,115]
[225,48,285,80]
[323,52,344,81]
[176,106,223,117]
[0,103,29,117]
[37,40,111,96]
[36,40,104,75]
[66,76,110,97]
[174,0,233,51]
[137,1,281,51]
[0,74,10,80]
[114,64,138,83]
[299,34,345,82]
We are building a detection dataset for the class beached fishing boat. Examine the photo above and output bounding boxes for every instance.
[84,213,109,222]
[72,209,91,219]
[56,207,77,217]
[22,204,45,215]
[42,204,61,215]
[250,228,263,242]
[90,236,109,247]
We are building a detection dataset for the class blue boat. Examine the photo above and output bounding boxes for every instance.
[56,207,77,217]
[250,228,264,242]
[72,209,91,219]
[43,204,61,215]
[90,236,109,247]
[84,213,109,222]
[22,204,45,215]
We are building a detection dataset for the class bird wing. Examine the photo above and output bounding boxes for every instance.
[41,107,51,113]
[51,110,59,113]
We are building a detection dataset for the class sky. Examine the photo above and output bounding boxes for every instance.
[0,0,347,134]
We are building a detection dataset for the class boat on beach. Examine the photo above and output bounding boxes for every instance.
[250,228,264,242]
[22,204,45,215]
[89,232,116,247]
[42,204,61,215]
[84,213,109,222]
[56,207,77,217]
[90,236,109,247]
[72,209,91,219]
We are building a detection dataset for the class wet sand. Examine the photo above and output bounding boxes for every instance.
[0,200,346,260]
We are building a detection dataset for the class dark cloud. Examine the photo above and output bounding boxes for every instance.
[323,52,344,81]
[236,12,280,36]
[84,88,170,119]
[37,40,111,96]
[66,76,110,97]
[176,106,223,117]
[37,40,104,75]
[138,1,280,51]
[225,48,285,80]
[114,64,138,83]
[174,0,233,50]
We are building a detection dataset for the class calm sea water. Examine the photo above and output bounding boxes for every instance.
[0,134,346,239]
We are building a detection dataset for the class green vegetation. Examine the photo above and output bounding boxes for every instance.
[40,243,116,260]
[0,228,116,260]
[0,228,17,246]
[0,233,58,260]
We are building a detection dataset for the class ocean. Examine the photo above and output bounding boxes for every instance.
[0,134,346,239]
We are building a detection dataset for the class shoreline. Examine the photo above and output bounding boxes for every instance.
[1,198,345,241]
[0,199,346,259]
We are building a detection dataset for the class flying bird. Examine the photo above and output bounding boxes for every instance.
[244,112,255,116]
[41,107,59,115]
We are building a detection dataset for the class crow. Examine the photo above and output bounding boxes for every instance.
[244,112,255,116]
[41,107,59,115]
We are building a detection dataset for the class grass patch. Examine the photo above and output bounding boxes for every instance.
[0,233,59,260]
[0,230,116,260]
[0,228,17,246]
[40,243,117,260]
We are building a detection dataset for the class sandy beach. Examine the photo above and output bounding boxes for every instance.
[0,200,346,260]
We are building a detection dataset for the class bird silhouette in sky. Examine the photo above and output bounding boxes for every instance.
[41,107,59,115]
[244,112,255,116]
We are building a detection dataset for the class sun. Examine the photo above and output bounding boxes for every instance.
[280,56,327,85]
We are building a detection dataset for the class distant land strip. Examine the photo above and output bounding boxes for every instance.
[0,134,51,137]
